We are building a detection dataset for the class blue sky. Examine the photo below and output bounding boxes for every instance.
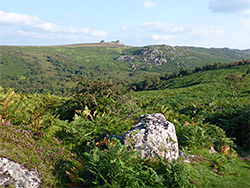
[0,0,250,49]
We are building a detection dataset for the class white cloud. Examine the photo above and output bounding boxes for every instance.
[0,11,107,43]
[91,30,107,37]
[187,24,224,36]
[0,11,66,33]
[152,34,172,40]
[17,30,81,40]
[209,0,250,15]
[119,18,249,48]
[142,22,185,33]
[241,17,250,28]
[143,1,157,8]
[141,21,224,37]
[124,21,226,47]
[122,26,128,30]
[79,28,90,34]
[0,10,39,25]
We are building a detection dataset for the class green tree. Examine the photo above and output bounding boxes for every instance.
[225,74,245,97]
[179,67,193,76]
[57,78,136,121]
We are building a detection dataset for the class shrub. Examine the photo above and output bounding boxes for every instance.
[177,122,209,149]
[0,87,61,132]
[206,100,250,150]
[177,121,234,153]
[56,78,139,122]
[225,74,245,97]
[67,138,193,187]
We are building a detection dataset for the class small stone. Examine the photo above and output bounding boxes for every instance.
[209,146,216,154]
[179,152,184,157]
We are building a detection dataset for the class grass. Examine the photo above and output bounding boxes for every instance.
[184,149,250,188]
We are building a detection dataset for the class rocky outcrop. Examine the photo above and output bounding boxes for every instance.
[99,40,124,45]
[117,46,168,66]
[117,55,136,61]
[116,45,198,69]
[113,113,179,161]
[0,157,40,188]
[134,47,164,57]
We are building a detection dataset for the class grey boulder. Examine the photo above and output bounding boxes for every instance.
[0,157,40,188]
[113,113,179,161]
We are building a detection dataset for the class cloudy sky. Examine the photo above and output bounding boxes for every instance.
[0,0,250,49]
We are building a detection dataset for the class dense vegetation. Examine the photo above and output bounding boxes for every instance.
[0,62,249,187]
[132,59,250,91]
[1,43,250,95]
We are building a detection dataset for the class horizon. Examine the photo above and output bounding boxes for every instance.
[1,0,250,49]
[1,40,249,50]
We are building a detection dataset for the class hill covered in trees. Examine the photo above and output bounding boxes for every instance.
[1,43,250,95]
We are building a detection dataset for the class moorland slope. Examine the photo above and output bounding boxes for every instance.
[0,63,249,187]
[1,42,250,94]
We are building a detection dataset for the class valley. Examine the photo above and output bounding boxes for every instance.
[0,43,249,187]
[1,42,250,94]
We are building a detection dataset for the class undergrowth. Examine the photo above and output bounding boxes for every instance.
[0,64,249,187]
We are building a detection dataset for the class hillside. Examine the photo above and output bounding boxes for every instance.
[1,64,249,187]
[135,63,250,149]
[1,42,250,95]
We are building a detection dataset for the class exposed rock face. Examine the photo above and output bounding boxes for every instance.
[113,113,179,161]
[0,157,40,188]
[116,45,197,69]
[134,47,164,57]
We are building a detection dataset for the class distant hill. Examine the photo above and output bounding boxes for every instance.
[58,40,125,47]
[0,42,250,94]
[243,49,250,53]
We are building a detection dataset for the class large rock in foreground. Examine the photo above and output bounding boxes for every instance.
[0,157,40,188]
[113,113,179,161]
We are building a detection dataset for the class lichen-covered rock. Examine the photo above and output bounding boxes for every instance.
[113,113,179,161]
[0,157,40,188]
